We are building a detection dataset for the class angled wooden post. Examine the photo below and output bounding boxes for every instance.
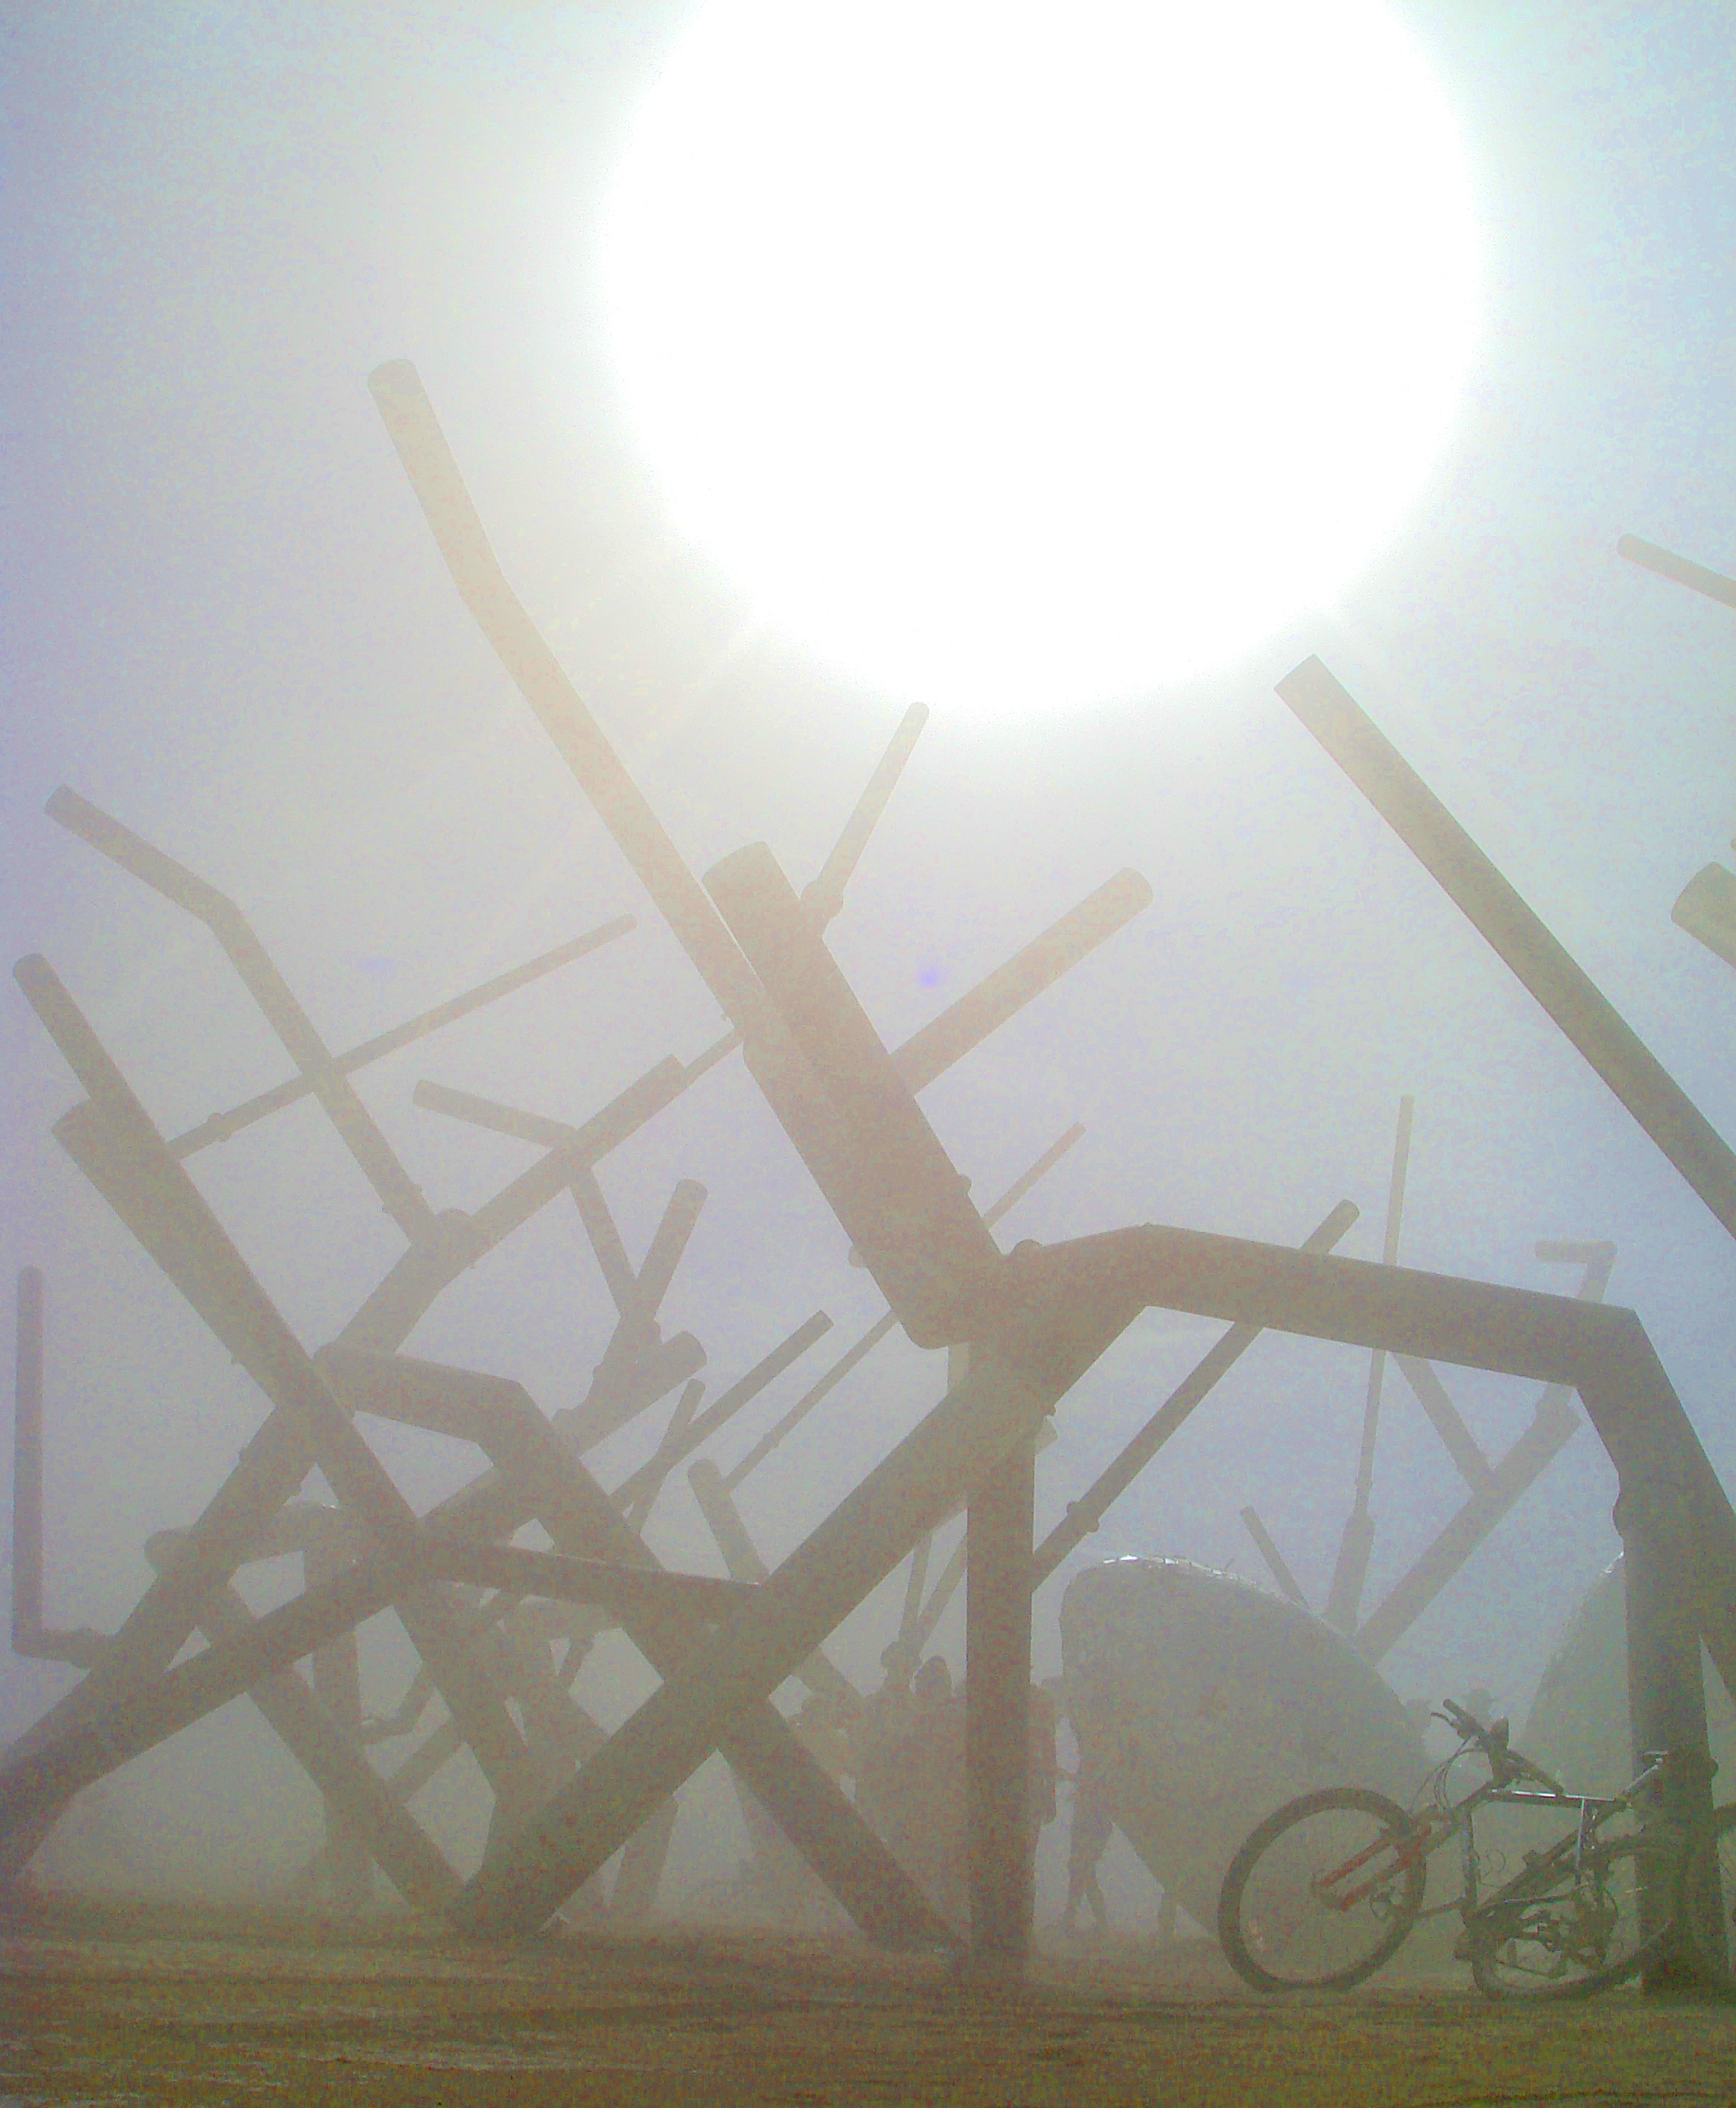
[319,1345,953,1949]
[1617,534,1736,612]
[1030,1199,1359,1587]
[1276,658,1736,1245]
[46,788,435,1240]
[6,958,545,1865]
[445,1342,1082,1937]
[140,1536,459,1913]
[1276,655,1736,1872]
[304,1529,374,1913]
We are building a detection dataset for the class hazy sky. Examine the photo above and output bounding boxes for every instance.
[3,1,1734,1890]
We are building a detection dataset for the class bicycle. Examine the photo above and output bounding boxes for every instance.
[1216,1699,1685,1999]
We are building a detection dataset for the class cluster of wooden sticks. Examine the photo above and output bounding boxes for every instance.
[4,372,1735,1975]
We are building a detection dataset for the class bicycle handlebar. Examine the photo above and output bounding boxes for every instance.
[1433,1700,1567,1797]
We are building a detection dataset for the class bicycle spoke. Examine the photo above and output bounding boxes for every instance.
[1219,1789,1425,1993]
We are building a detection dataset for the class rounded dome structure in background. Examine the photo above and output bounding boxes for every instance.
[1059,1556,1428,1935]
[1523,1558,1736,1797]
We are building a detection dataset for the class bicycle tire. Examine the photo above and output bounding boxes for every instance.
[1466,1828,1679,2001]
[1680,1803,1736,1997]
[1218,1787,1427,1993]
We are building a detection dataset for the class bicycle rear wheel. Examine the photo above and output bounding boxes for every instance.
[1217,1787,1426,1993]
[1680,1803,1736,1996]
[1467,1827,1678,2000]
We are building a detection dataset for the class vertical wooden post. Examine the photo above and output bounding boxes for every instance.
[303,1535,374,1913]
[1326,1097,1411,1632]
[965,1348,1035,1975]
[1617,1469,1716,1990]
[12,1270,43,1650]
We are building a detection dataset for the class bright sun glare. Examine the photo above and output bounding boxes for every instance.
[599,0,1482,718]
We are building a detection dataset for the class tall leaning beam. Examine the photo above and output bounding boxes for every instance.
[706,842,1004,1343]
[1276,657,1736,1817]
[1617,535,1736,613]
[370,363,1149,1345]
[1276,658,1736,1244]
[367,363,941,1321]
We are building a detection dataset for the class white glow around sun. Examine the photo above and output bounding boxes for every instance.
[599,0,1482,717]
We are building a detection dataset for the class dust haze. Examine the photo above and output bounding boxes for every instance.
[3,0,1734,2002]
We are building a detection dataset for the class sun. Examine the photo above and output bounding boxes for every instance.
[598,0,1482,720]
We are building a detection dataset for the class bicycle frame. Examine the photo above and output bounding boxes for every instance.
[1311,1751,1671,1934]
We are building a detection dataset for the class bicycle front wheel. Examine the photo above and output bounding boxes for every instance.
[1217,1787,1426,1993]
[1680,1803,1736,1996]
[1467,1829,1679,2001]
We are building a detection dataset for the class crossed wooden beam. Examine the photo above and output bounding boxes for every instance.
[7,365,1733,1981]
[368,366,1735,1962]
[4,385,1149,1932]
[453,830,1733,1958]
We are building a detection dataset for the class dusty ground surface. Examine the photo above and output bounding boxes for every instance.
[2,1897,1734,2106]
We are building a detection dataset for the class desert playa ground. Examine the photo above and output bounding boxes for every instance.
[3,1899,1734,2107]
[0,1906,1727,2099]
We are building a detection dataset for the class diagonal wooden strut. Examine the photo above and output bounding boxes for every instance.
[319,1347,951,1950]
[5,961,544,1864]
[458,1221,1731,1931]
[1617,534,1736,613]
[1277,657,1736,1246]
[370,361,1149,1345]
[47,787,434,1239]
[165,917,635,1159]
[1030,1198,1359,1587]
